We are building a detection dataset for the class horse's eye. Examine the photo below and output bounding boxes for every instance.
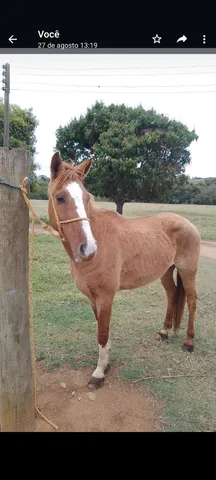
[56,196,65,203]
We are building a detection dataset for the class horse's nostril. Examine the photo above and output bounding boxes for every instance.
[79,244,87,258]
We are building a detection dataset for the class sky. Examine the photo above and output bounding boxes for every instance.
[0,53,216,178]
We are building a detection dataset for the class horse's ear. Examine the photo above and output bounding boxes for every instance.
[50,152,63,179]
[74,158,93,179]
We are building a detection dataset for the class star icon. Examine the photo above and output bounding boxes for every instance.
[152,34,162,44]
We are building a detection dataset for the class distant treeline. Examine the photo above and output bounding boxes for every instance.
[168,177,216,205]
[31,175,216,205]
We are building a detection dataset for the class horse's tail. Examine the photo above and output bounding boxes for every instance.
[172,271,186,332]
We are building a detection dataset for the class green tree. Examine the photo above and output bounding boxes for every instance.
[56,101,198,214]
[30,177,49,200]
[0,98,39,191]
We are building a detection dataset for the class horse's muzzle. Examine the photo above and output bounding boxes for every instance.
[74,244,97,263]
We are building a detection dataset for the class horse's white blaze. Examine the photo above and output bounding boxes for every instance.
[66,182,97,256]
[92,340,111,379]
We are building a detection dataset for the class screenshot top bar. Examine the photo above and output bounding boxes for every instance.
[0,30,214,49]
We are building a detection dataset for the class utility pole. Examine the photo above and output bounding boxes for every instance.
[2,63,10,148]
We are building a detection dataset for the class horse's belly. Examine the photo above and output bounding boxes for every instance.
[119,273,163,290]
[119,276,153,290]
[119,254,174,290]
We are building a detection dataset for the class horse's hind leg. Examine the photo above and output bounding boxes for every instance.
[88,294,114,390]
[158,265,176,340]
[178,270,197,352]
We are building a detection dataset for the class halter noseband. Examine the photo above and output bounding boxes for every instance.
[51,188,89,241]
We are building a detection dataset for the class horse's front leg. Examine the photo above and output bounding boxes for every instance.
[88,295,113,390]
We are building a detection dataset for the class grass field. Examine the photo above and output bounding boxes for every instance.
[30,200,216,242]
[33,230,216,432]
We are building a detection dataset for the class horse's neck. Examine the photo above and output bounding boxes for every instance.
[87,198,101,222]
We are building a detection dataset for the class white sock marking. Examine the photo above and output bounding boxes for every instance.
[160,329,168,335]
[93,340,111,379]
[66,182,97,257]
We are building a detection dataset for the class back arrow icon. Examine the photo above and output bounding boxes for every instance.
[9,35,17,44]
[176,35,187,43]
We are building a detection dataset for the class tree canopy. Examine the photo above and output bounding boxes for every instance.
[0,98,39,191]
[55,101,198,213]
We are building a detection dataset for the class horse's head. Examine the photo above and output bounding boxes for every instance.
[49,152,97,262]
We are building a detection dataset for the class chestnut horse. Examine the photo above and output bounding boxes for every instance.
[48,152,201,390]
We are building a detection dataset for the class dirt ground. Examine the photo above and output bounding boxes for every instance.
[34,227,216,432]
[200,241,216,260]
[36,364,162,432]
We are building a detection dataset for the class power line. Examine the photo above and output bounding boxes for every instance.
[10,71,216,77]
[10,88,216,94]
[12,82,216,88]
[13,64,216,71]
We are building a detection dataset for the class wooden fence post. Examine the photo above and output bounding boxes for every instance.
[0,147,36,432]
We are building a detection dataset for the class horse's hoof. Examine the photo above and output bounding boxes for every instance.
[104,363,111,374]
[157,331,168,341]
[88,376,104,390]
[182,343,194,353]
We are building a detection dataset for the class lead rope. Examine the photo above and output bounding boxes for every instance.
[21,179,59,431]
[20,179,63,240]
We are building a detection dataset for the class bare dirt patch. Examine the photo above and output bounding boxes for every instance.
[35,364,162,432]
[200,241,216,260]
